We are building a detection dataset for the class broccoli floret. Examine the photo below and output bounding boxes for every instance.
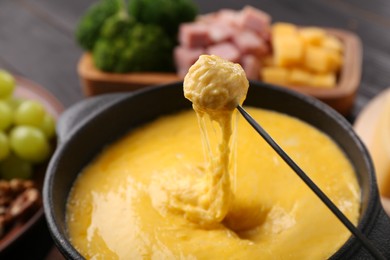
[125,24,174,72]
[92,11,134,72]
[128,0,197,38]
[78,0,188,72]
[75,0,121,51]
[93,14,174,73]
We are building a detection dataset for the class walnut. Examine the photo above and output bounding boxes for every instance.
[0,179,40,238]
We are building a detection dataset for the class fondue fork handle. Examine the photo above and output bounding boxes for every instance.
[237,105,386,260]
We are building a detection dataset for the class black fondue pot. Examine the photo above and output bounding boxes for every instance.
[43,82,390,259]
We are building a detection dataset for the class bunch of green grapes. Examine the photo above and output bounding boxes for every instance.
[0,70,56,180]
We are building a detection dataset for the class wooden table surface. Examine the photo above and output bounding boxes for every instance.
[0,0,389,258]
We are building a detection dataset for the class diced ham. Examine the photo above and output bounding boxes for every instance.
[174,46,205,77]
[175,6,272,78]
[241,55,261,80]
[206,43,241,63]
[260,26,271,42]
[208,23,235,43]
[196,13,219,24]
[179,23,212,48]
[233,30,269,57]
[237,6,271,39]
[215,9,241,27]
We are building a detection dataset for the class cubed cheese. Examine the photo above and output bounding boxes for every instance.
[289,68,312,86]
[273,35,303,67]
[304,46,330,73]
[327,49,343,72]
[299,27,326,46]
[266,23,344,89]
[272,22,298,36]
[310,73,336,88]
[322,35,343,53]
[261,67,289,85]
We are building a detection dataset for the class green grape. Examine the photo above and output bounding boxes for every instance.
[0,154,33,180]
[0,131,10,160]
[9,125,50,163]
[5,96,23,110]
[39,113,56,139]
[0,101,13,131]
[0,70,16,99]
[14,100,45,127]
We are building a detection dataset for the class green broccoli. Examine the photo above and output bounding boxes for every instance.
[93,13,174,73]
[77,0,195,73]
[128,0,197,38]
[124,24,174,72]
[75,0,121,51]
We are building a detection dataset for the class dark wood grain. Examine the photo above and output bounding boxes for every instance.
[0,0,85,107]
[334,0,390,25]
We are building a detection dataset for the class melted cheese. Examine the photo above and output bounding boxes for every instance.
[183,55,249,113]
[66,108,360,259]
[151,55,249,225]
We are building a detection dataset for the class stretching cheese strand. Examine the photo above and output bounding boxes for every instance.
[154,55,249,225]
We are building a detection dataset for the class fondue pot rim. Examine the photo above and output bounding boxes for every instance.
[43,81,385,259]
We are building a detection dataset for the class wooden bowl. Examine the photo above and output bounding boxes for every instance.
[280,28,362,116]
[0,76,64,258]
[77,28,361,116]
[78,54,180,96]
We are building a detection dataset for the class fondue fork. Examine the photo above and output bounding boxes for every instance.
[237,105,385,260]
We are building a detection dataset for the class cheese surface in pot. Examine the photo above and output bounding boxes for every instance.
[66,108,360,259]
[66,55,360,259]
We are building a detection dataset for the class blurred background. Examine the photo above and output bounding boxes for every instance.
[0,0,389,114]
